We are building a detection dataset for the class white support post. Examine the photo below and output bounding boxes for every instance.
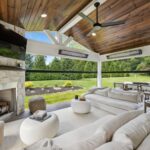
[97,60,102,87]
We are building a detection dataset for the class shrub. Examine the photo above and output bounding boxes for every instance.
[25,81,33,88]
[63,81,73,87]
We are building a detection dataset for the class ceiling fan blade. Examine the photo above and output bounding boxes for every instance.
[87,27,98,37]
[101,20,125,27]
[78,12,95,25]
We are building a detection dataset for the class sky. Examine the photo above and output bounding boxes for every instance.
[25,32,55,64]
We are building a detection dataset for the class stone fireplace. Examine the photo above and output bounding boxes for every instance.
[0,56,25,116]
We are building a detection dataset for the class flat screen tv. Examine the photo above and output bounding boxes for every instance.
[0,24,27,60]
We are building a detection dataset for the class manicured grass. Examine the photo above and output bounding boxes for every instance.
[30,78,97,89]
[25,89,86,108]
[25,75,150,108]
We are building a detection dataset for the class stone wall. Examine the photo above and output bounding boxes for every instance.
[0,56,25,115]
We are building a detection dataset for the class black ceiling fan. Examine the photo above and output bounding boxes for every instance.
[78,2,125,36]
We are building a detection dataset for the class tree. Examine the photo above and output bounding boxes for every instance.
[72,60,86,79]
[136,56,150,75]
[49,57,62,79]
[61,58,75,80]
[82,62,94,78]
[30,55,48,80]
[25,54,33,80]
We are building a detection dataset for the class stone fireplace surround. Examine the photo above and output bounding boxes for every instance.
[0,56,25,116]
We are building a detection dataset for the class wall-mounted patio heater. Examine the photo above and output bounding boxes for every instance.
[59,49,88,58]
[107,49,142,59]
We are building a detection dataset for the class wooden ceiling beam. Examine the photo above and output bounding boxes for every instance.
[0,0,8,22]
[66,0,150,54]
[26,0,42,30]
[14,0,21,26]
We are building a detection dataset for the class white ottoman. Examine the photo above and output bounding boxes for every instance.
[71,100,91,114]
[20,113,59,145]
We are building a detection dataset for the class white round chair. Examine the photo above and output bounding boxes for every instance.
[20,113,59,145]
[71,100,91,114]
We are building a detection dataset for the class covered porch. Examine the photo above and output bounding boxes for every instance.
[0,0,150,150]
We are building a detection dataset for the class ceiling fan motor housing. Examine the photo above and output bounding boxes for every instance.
[94,2,100,7]
[94,22,101,27]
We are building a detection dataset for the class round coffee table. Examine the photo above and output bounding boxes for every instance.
[71,100,91,114]
[20,113,59,145]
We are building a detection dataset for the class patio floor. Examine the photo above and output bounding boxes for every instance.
[7,101,70,122]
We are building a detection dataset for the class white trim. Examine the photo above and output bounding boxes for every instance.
[59,0,107,33]
[58,32,63,45]
[26,39,99,62]
[63,36,73,46]
[44,30,59,44]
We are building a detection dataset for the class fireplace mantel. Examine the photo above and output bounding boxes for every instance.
[0,82,17,91]
[0,65,25,71]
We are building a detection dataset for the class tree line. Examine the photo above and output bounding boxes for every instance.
[25,54,150,81]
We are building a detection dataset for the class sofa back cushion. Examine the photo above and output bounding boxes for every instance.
[63,129,106,150]
[96,110,142,141]
[113,113,150,149]
[94,88,110,97]
[95,142,133,150]
[108,90,141,103]
[137,133,150,150]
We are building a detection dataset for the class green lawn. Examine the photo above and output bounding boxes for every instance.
[25,75,150,108]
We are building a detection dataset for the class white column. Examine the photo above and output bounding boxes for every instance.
[97,60,102,87]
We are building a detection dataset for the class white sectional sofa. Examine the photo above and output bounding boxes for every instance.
[25,110,150,150]
[85,88,143,114]
[25,88,147,150]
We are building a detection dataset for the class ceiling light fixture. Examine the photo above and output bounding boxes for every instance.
[41,14,47,18]
[92,32,96,36]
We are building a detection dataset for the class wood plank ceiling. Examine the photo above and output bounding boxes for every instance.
[66,0,150,54]
[0,0,92,31]
[0,0,149,54]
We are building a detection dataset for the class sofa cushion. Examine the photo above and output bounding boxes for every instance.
[86,94,140,111]
[113,113,150,149]
[95,142,133,150]
[53,115,114,148]
[96,110,142,141]
[108,90,141,103]
[94,88,110,97]
[63,129,106,150]
[137,134,150,150]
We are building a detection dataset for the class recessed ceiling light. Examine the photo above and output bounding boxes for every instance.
[92,32,96,36]
[41,14,47,18]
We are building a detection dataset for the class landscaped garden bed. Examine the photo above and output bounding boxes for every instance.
[26,86,83,96]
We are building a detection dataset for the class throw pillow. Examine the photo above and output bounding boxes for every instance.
[108,89,141,103]
[96,110,142,141]
[113,113,150,149]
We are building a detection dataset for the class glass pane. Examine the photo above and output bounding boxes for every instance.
[25,31,55,44]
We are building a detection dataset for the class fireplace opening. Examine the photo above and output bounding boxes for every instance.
[0,88,16,116]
